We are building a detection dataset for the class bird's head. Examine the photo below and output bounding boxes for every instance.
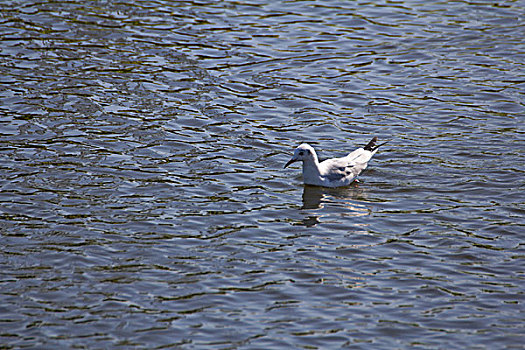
[284,143,317,168]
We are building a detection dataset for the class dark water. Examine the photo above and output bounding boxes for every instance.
[1,0,524,348]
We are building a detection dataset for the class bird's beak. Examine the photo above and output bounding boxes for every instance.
[284,158,297,168]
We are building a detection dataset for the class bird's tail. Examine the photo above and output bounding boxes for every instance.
[363,137,389,152]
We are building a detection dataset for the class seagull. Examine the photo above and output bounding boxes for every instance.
[284,137,387,188]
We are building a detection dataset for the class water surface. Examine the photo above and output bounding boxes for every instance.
[0,0,524,348]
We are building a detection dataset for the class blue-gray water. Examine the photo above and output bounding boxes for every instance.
[1,0,524,348]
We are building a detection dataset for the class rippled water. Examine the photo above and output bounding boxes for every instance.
[1,0,524,348]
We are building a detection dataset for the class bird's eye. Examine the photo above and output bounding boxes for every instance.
[299,151,304,156]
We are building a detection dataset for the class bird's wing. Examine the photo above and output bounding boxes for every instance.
[320,157,361,181]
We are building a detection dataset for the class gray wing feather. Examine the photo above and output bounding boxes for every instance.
[320,148,373,181]
[322,159,359,181]
[325,170,347,181]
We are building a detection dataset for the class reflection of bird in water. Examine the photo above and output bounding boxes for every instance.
[284,137,387,187]
[301,185,326,210]
[297,185,371,227]
[301,184,368,210]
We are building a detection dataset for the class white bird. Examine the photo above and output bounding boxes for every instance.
[284,137,387,188]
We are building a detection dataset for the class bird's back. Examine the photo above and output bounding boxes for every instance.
[345,147,374,164]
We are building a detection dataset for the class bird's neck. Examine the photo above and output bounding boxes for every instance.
[302,157,321,177]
